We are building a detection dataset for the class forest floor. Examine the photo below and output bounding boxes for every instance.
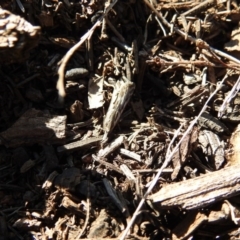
[1,0,240,239]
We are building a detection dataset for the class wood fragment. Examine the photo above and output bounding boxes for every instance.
[103,178,128,216]
[0,9,40,64]
[120,164,136,181]
[171,126,198,180]
[150,164,240,210]
[181,0,216,16]
[0,108,66,148]
[98,135,125,158]
[57,136,102,153]
[92,155,123,174]
[120,75,226,240]
[172,211,208,240]
[119,148,141,162]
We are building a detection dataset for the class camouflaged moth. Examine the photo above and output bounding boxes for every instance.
[102,77,135,143]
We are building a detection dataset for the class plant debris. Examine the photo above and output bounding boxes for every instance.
[1,0,240,239]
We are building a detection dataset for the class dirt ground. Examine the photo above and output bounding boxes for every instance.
[1,0,240,239]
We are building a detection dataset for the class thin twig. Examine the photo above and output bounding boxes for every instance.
[142,0,240,65]
[218,75,240,118]
[120,73,228,240]
[57,0,118,100]
[181,0,216,16]
[106,17,125,42]
[92,154,124,174]
[77,175,91,238]
[165,124,184,159]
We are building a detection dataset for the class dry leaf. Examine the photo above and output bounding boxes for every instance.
[88,76,104,109]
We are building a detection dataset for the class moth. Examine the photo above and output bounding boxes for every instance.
[102,76,135,143]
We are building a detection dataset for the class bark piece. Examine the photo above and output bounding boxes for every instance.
[150,164,240,210]
[0,9,41,64]
[98,135,125,158]
[103,178,128,216]
[225,26,240,52]
[87,209,110,238]
[172,211,207,240]
[120,164,136,181]
[226,123,240,166]
[198,112,229,133]
[57,136,102,152]
[171,127,198,180]
[53,168,81,192]
[0,108,66,148]
[119,148,141,162]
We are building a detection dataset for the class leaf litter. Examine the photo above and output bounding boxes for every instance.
[0,0,240,239]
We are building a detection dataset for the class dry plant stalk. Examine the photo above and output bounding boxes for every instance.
[102,77,135,143]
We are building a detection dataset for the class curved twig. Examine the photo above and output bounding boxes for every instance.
[56,0,118,101]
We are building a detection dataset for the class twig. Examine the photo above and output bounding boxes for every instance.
[86,37,94,72]
[120,73,228,240]
[119,148,141,162]
[111,37,132,52]
[67,118,94,128]
[155,15,167,36]
[57,136,103,153]
[142,0,240,66]
[218,75,240,118]
[92,154,124,174]
[98,135,125,158]
[165,124,184,159]
[16,0,25,13]
[132,168,173,173]
[120,164,136,181]
[181,0,216,16]
[132,40,139,74]
[57,0,118,100]
[106,17,125,42]
[147,58,236,68]
[100,18,108,40]
[77,176,91,239]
